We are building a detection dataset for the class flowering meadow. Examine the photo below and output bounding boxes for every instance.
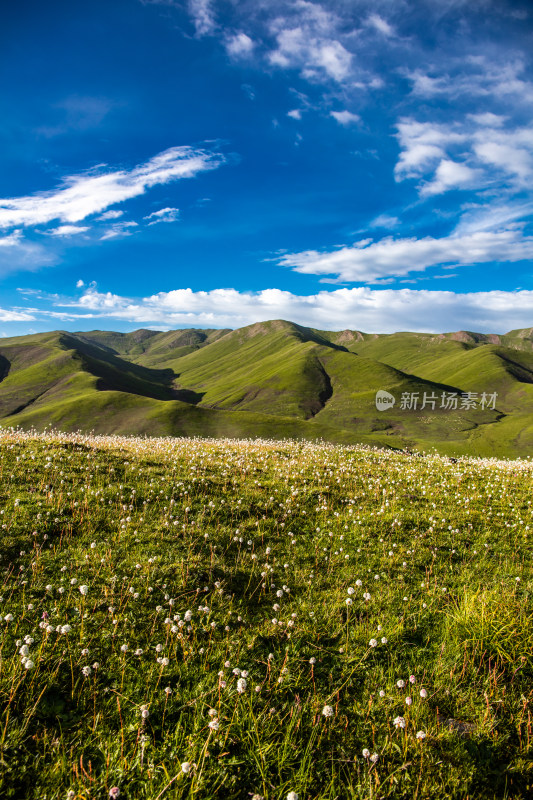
[1,430,533,800]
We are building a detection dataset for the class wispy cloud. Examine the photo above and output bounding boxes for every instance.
[100,222,138,241]
[0,230,56,275]
[29,283,533,334]
[371,214,400,229]
[188,0,216,36]
[0,231,24,247]
[0,146,225,231]
[144,207,180,224]
[97,209,124,221]
[46,225,90,236]
[0,307,36,322]
[367,14,395,37]
[36,95,113,138]
[277,228,533,283]
[405,58,533,104]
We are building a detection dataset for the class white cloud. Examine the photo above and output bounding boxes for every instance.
[144,207,180,224]
[46,225,90,236]
[395,117,533,195]
[267,2,353,84]
[287,109,302,120]
[454,200,533,235]
[225,32,254,58]
[367,14,395,36]
[97,209,124,221]
[468,112,506,128]
[371,214,400,229]
[405,59,533,104]
[395,119,467,180]
[0,307,36,322]
[76,279,85,288]
[0,230,23,247]
[277,228,533,283]
[100,222,138,241]
[188,0,216,36]
[0,145,224,230]
[474,134,533,183]
[44,284,533,334]
[330,110,360,125]
[420,159,480,196]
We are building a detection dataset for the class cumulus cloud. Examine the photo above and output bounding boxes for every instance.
[269,29,352,81]
[330,110,360,125]
[420,159,480,196]
[395,119,467,180]
[0,145,224,230]
[225,32,254,58]
[277,228,533,283]
[266,3,353,83]
[41,284,533,334]
[395,117,533,195]
[144,207,180,224]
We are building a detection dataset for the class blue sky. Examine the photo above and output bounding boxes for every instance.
[1,0,532,335]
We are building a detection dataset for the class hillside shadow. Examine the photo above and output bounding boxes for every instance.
[0,355,9,383]
[58,333,207,404]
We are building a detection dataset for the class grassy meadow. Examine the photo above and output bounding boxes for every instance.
[1,429,533,799]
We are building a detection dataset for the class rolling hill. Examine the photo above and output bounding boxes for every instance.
[0,320,532,457]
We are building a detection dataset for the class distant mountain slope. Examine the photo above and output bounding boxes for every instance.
[0,320,531,457]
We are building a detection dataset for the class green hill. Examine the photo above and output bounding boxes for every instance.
[0,320,531,457]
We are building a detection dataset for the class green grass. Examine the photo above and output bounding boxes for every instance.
[0,320,532,456]
[0,430,533,799]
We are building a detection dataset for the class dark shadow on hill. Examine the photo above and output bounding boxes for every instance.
[305,359,333,418]
[0,355,9,383]
[289,321,350,352]
[59,333,192,402]
[10,388,53,416]
[171,388,205,404]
